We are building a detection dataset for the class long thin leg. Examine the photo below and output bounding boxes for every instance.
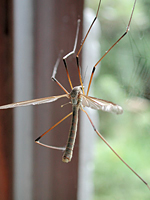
[81,107,150,190]
[76,0,102,95]
[76,57,85,95]
[77,0,101,57]
[63,19,81,90]
[86,0,137,95]
[35,112,72,150]
[51,51,69,94]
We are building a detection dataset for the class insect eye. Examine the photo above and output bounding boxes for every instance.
[80,86,84,91]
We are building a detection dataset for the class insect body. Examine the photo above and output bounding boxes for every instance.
[62,86,83,163]
[62,85,123,163]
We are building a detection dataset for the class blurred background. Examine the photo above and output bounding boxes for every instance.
[86,0,150,199]
[0,0,150,200]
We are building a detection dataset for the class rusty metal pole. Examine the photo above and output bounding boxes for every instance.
[0,0,13,200]
[34,0,83,199]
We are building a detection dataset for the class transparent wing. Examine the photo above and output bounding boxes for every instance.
[81,94,123,114]
[0,94,69,109]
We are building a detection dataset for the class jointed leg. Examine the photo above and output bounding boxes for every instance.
[76,0,102,95]
[81,107,150,190]
[51,51,69,94]
[86,0,137,95]
[63,19,81,90]
[35,112,72,150]
[77,0,101,57]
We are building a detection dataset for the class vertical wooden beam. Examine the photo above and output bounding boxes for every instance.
[0,0,13,200]
[34,0,83,199]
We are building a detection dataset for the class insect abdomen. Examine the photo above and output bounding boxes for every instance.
[62,105,79,163]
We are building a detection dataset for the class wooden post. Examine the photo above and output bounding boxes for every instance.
[34,0,83,199]
[0,0,13,199]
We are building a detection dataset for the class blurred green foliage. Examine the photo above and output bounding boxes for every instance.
[85,0,150,199]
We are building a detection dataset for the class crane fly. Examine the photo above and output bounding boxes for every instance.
[0,0,150,190]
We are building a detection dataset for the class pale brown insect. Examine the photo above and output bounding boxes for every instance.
[0,0,149,190]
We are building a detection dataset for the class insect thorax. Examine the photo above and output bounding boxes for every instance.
[70,86,83,105]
